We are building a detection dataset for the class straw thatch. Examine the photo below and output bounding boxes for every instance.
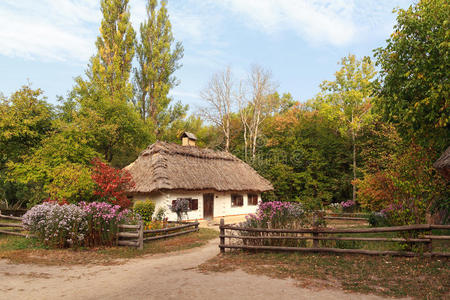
[433,146,450,180]
[124,141,273,193]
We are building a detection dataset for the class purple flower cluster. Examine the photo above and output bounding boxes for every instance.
[79,201,128,222]
[242,201,307,229]
[340,200,355,208]
[22,201,132,248]
[22,202,87,248]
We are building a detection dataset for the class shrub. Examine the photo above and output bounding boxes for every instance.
[91,158,135,209]
[154,206,167,221]
[169,198,190,222]
[133,200,155,223]
[79,202,129,247]
[368,212,390,227]
[22,202,87,248]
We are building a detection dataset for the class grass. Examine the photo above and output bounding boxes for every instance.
[0,228,218,265]
[199,251,449,299]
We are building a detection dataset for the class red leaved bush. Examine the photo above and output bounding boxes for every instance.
[90,158,135,209]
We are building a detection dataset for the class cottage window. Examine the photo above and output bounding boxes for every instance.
[231,194,243,207]
[248,194,258,206]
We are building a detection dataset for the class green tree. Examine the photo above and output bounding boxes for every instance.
[310,54,377,202]
[0,85,54,208]
[133,0,184,135]
[374,0,450,151]
[90,0,135,103]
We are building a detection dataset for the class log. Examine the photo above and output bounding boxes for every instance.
[0,223,23,228]
[219,244,450,257]
[118,224,141,229]
[0,214,23,221]
[221,224,433,234]
[118,240,139,247]
[422,235,450,240]
[143,228,198,241]
[220,218,225,253]
[324,216,368,221]
[430,225,450,230]
[0,230,30,237]
[118,232,139,238]
[220,235,430,243]
[143,222,199,234]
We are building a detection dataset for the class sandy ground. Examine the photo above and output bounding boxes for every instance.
[0,239,389,300]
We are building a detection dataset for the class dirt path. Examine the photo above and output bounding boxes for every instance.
[0,239,388,300]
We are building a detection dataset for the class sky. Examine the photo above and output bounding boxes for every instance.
[0,0,413,112]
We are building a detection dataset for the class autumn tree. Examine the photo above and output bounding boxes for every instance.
[374,0,450,151]
[310,54,377,202]
[133,0,184,136]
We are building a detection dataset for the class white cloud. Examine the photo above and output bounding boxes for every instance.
[0,0,99,62]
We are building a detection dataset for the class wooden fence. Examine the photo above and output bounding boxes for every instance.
[0,213,28,237]
[219,219,450,257]
[118,221,200,250]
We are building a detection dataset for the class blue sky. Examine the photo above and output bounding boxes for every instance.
[0,0,413,112]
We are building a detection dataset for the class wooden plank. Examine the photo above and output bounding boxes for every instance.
[118,224,140,229]
[0,223,23,228]
[138,221,144,250]
[324,216,368,221]
[221,224,432,234]
[143,222,199,234]
[143,228,198,242]
[220,235,430,243]
[0,230,30,237]
[219,244,450,257]
[118,240,139,247]
[0,214,23,221]
[422,235,450,240]
[118,232,139,238]
[430,225,450,230]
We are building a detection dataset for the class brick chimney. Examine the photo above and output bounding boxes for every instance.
[181,132,197,146]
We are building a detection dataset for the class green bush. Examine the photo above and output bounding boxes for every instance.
[133,200,155,222]
[368,212,390,227]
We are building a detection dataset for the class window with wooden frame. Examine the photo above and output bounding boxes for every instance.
[231,194,244,207]
[247,194,258,206]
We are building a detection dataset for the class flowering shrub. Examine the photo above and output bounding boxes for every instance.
[22,202,87,248]
[91,158,135,208]
[23,202,131,248]
[328,202,342,213]
[240,201,317,230]
[79,202,129,247]
[239,201,318,247]
[340,200,356,212]
[169,198,190,222]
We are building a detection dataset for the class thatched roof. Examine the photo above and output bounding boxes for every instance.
[124,141,273,193]
[433,146,450,180]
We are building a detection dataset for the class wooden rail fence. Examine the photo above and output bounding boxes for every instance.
[118,221,200,250]
[0,213,29,237]
[219,219,450,257]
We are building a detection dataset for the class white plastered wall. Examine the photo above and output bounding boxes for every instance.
[132,191,260,221]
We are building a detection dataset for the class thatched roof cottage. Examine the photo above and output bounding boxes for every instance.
[124,132,273,221]
[434,146,450,181]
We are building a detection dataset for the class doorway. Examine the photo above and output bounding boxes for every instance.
[203,193,214,220]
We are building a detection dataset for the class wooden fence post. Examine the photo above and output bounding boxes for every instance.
[220,218,225,253]
[312,228,319,249]
[138,221,144,250]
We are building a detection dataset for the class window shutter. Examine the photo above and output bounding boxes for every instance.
[191,199,198,210]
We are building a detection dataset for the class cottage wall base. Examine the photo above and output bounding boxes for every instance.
[132,191,260,222]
